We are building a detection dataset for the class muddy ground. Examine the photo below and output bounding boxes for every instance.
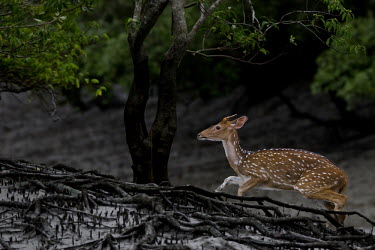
[1,84,374,229]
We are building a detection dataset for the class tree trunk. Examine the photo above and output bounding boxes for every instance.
[150,58,178,185]
[147,23,188,183]
[124,54,153,184]
[124,0,193,184]
[125,55,180,185]
[124,0,169,184]
[125,36,187,185]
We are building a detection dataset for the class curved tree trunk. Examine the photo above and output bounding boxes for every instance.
[126,42,185,185]
[150,57,178,185]
[124,0,220,184]
[124,0,169,184]
[124,54,153,184]
[125,54,180,185]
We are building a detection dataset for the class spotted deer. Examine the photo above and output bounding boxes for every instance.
[197,115,348,224]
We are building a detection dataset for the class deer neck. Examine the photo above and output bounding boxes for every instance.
[222,131,245,172]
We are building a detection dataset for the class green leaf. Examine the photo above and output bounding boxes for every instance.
[95,86,107,96]
[103,33,110,40]
[91,79,99,84]
[96,89,102,96]
[259,48,268,55]
[289,35,297,46]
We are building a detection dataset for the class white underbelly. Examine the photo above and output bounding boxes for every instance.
[255,186,288,191]
[238,174,295,192]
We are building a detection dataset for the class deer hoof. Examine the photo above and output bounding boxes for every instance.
[215,187,223,192]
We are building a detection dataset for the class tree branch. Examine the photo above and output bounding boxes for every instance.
[186,49,284,65]
[189,0,226,39]
[243,0,259,28]
[128,0,169,57]
[170,0,188,36]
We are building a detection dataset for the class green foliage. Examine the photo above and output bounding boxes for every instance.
[79,0,358,101]
[81,1,172,91]
[0,0,104,96]
[81,1,240,99]
[208,5,266,53]
[82,32,132,88]
[194,0,356,64]
[1,0,358,102]
[312,17,373,109]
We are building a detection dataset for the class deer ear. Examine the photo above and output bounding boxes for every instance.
[232,116,248,129]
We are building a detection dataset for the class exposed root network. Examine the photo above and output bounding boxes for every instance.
[0,158,374,249]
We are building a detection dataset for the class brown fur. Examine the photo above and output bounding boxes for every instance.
[198,115,349,225]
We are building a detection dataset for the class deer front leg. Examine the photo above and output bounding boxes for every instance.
[237,177,266,196]
[215,176,243,192]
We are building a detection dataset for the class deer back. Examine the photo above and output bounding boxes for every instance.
[238,148,347,189]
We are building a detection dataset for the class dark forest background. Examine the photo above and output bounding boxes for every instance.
[1,0,375,228]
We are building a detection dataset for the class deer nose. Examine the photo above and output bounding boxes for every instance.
[197,133,207,140]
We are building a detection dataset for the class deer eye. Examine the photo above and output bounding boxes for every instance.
[215,126,221,130]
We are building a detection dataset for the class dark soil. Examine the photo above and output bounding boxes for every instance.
[1,84,375,228]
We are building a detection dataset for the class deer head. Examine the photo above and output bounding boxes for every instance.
[197,114,248,141]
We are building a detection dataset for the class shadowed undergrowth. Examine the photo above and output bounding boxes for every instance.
[0,158,374,249]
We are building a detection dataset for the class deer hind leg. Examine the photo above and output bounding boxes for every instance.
[215,176,243,192]
[322,201,346,225]
[237,177,266,197]
[303,189,348,225]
